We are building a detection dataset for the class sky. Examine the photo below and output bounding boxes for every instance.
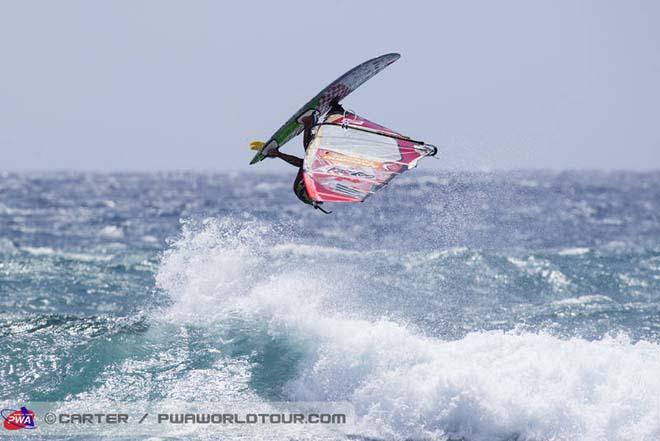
[1,1,658,171]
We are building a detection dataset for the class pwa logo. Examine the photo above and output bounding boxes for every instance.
[1,407,37,430]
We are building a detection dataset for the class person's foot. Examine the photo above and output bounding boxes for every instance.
[260,140,279,158]
[297,109,319,125]
[300,115,315,125]
[265,147,280,157]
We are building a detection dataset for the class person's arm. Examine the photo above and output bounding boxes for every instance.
[266,148,303,167]
[302,114,315,150]
[274,151,303,168]
[267,112,316,167]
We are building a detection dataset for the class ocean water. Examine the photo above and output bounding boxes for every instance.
[1,170,660,440]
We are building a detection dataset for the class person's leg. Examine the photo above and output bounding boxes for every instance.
[293,169,312,205]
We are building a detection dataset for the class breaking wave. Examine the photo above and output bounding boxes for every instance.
[154,218,660,441]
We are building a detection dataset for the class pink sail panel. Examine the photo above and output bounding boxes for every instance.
[303,114,435,203]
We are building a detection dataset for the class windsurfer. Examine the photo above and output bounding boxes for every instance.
[267,102,346,212]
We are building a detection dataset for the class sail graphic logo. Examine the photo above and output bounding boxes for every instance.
[1,407,37,430]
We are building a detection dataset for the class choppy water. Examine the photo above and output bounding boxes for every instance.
[1,171,660,440]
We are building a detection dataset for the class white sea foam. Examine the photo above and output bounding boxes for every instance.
[254,181,288,192]
[558,247,590,256]
[64,252,113,263]
[426,247,470,260]
[508,256,572,291]
[271,243,362,258]
[156,219,660,441]
[20,246,112,262]
[0,238,17,253]
[22,246,56,256]
[100,225,124,239]
[141,235,159,244]
[553,295,614,306]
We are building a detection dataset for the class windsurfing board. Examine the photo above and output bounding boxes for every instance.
[249,53,401,164]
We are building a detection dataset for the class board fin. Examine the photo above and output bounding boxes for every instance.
[250,141,265,151]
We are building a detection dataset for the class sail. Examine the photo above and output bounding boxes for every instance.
[303,114,436,203]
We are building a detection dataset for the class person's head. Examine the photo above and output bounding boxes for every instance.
[328,101,345,115]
